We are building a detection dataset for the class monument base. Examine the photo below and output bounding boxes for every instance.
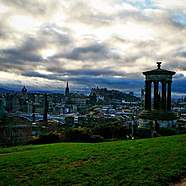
[139,109,178,121]
[138,118,177,129]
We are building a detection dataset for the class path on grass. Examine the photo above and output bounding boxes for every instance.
[174,178,186,186]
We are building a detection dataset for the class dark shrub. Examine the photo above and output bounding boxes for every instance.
[159,127,177,136]
[135,128,152,138]
[65,116,74,126]
[64,128,91,142]
[92,124,129,139]
[29,134,60,144]
[88,135,104,143]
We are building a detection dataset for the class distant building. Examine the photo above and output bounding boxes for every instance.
[129,91,134,96]
[0,96,6,119]
[141,88,145,101]
[21,86,27,94]
[0,116,32,146]
[6,93,20,113]
[90,87,139,105]
[65,82,70,96]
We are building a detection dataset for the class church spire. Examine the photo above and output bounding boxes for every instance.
[21,85,27,94]
[65,81,69,96]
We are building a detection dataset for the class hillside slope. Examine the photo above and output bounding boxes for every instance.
[0,135,186,186]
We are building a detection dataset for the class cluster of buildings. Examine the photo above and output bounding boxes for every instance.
[0,62,186,145]
[4,83,89,116]
[0,82,141,145]
[0,83,140,120]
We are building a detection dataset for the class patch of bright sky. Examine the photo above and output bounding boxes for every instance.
[175,70,186,77]
[115,22,154,41]
[40,48,57,60]
[35,69,53,75]
[0,71,64,88]
[72,20,154,42]
[0,3,9,13]
[35,65,54,75]
[172,12,186,27]
[123,0,156,9]
[8,15,41,32]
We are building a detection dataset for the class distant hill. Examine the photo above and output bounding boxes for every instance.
[0,88,15,93]
[0,135,185,185]
[0,87,62,94]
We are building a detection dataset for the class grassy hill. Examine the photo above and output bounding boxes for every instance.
[0,135,186,186]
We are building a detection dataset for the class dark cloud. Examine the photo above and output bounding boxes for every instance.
[21,71,59,80]
[64,43,108,61]
[39,24,72,45]
[22,68,127,79]
[1,47,42,63]
[62,69,126,76]
[0,37,44,72]
[1,0,58,17]
[57,42,120,61]
[0,25,73,72]
[177,50,186,58]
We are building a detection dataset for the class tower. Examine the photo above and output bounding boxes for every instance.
[65,81,70,96]
[139,62,178,128]
[21,86,27,94]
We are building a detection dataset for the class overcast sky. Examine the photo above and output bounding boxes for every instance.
[0,0,186,94]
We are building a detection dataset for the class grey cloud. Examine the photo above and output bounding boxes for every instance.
[0,19,12,40]
[0,30,7,39]
[0,37,43,65]
[39,25,72,45]
[1,48,42,63]
[22,68,127,80]
[21,71,59,80]
[177,50,186,58]
[62,69,126,76]
[63,1,114,26]
[0,25,73,72]
[64,43,108,61]
[58,42,121,61]
[1,0,58,18]
[0,36,44,73]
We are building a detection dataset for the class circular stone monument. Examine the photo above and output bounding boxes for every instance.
[139,62,178,127]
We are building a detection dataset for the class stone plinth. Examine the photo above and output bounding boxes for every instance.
[139,110,178,121]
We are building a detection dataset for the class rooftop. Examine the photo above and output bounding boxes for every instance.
[143,62,176,76]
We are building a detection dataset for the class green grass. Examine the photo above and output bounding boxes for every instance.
[0,135,186,186]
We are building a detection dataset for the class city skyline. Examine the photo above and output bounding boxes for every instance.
[0,0,186,95]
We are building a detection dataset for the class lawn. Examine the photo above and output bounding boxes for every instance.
[0,135,186,186]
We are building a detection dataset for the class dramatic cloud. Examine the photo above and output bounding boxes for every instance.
[0,0,186,94]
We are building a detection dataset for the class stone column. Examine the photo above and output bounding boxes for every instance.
[161,81,166,111]
[153,81,159,109]
[167,81,172,111]
[145,80,151,110]
[148,81,152,110]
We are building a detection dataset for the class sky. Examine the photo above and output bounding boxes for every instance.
[0,0,186,95]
